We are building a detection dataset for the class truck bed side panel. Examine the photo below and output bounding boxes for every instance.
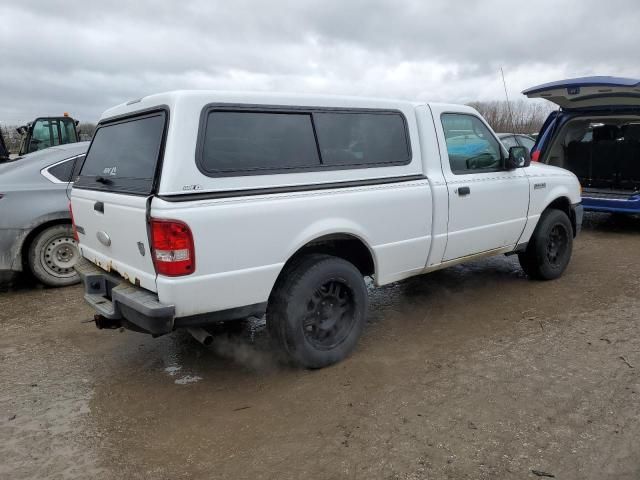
[153,179,432,317]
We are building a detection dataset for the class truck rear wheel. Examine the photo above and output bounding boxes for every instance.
[267,254,368,369]
[519,209,573,280]
[28,224,80,287]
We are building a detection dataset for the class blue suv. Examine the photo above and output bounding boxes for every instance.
[524,76,640,214]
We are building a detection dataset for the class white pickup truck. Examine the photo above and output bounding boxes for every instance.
[70,91,583,368]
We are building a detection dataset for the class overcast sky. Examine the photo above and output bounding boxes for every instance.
[1,0,638,124]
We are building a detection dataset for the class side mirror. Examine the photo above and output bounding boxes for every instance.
[506,146,531,169]
[16,126,27,135]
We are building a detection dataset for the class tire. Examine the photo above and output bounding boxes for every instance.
[28,224,80,287]
[267,254,368,369]
[518,209,573,280]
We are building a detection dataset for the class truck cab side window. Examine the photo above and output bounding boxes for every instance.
[441,114,502,174]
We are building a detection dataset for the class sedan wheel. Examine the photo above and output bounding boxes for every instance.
[28,224,80,287]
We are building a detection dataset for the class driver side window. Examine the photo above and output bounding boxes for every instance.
[441,113,502,174]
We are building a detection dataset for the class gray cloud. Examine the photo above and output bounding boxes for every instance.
[1,0,638,124]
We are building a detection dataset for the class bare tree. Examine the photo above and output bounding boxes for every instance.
[467,100,553,134]
[77,122,96,141]
[1,124,22,154]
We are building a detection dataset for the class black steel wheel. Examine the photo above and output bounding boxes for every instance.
[302,279,357,350]
[546,224,569,267]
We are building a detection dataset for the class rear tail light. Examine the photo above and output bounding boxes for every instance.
[69,202,79,241]
[531,150,541,162]
[150,219,195,276]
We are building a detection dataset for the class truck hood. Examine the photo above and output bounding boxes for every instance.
[523,76,640,110]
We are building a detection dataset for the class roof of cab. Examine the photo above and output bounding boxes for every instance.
[100,90,433,121]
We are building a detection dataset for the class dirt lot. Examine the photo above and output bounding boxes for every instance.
[1,213,639,480]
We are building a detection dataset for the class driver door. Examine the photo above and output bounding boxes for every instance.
[434,110,530,261]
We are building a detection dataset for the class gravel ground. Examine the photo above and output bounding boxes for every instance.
[1,212,639,480]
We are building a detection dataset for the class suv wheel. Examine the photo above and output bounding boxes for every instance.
[267,254,368,369]
[28,224,80,287]
[519,209,573,280]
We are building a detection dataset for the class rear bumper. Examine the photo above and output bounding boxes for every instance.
[76,258,175,335]
[75,258,267,335]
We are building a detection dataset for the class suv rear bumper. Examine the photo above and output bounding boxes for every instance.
[76,258,175,335]
[582,192,640,214]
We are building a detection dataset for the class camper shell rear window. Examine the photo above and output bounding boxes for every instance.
[76,109,167,195]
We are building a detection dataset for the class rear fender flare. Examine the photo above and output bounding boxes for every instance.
[280,218,377,273]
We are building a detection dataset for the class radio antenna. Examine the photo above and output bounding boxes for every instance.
[501,67,517,133]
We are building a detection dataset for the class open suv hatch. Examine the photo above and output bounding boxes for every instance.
[525,76,640,214]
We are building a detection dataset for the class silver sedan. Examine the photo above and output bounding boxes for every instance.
[0,142,89,286]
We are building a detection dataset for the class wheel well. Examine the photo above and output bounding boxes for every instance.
[544,197,576,236]
[20,219,71,269]
[284,234,375,278]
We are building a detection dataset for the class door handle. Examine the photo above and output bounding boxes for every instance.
[93,201,104,213]
[457,186,471,196]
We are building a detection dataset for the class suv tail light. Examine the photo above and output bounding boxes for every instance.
[531,150,541,162]
[69,202,79,241]
[150,219,195,276]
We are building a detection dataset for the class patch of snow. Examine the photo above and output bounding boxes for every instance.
[174,375,202,385]
[164,365,182,376]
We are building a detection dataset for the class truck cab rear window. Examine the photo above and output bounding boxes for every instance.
[197,109,411,176]
[76,112,166,194]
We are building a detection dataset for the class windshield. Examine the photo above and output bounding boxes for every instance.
[76,111,166,195]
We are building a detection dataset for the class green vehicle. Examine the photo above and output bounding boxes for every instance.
[17,115,79,156]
